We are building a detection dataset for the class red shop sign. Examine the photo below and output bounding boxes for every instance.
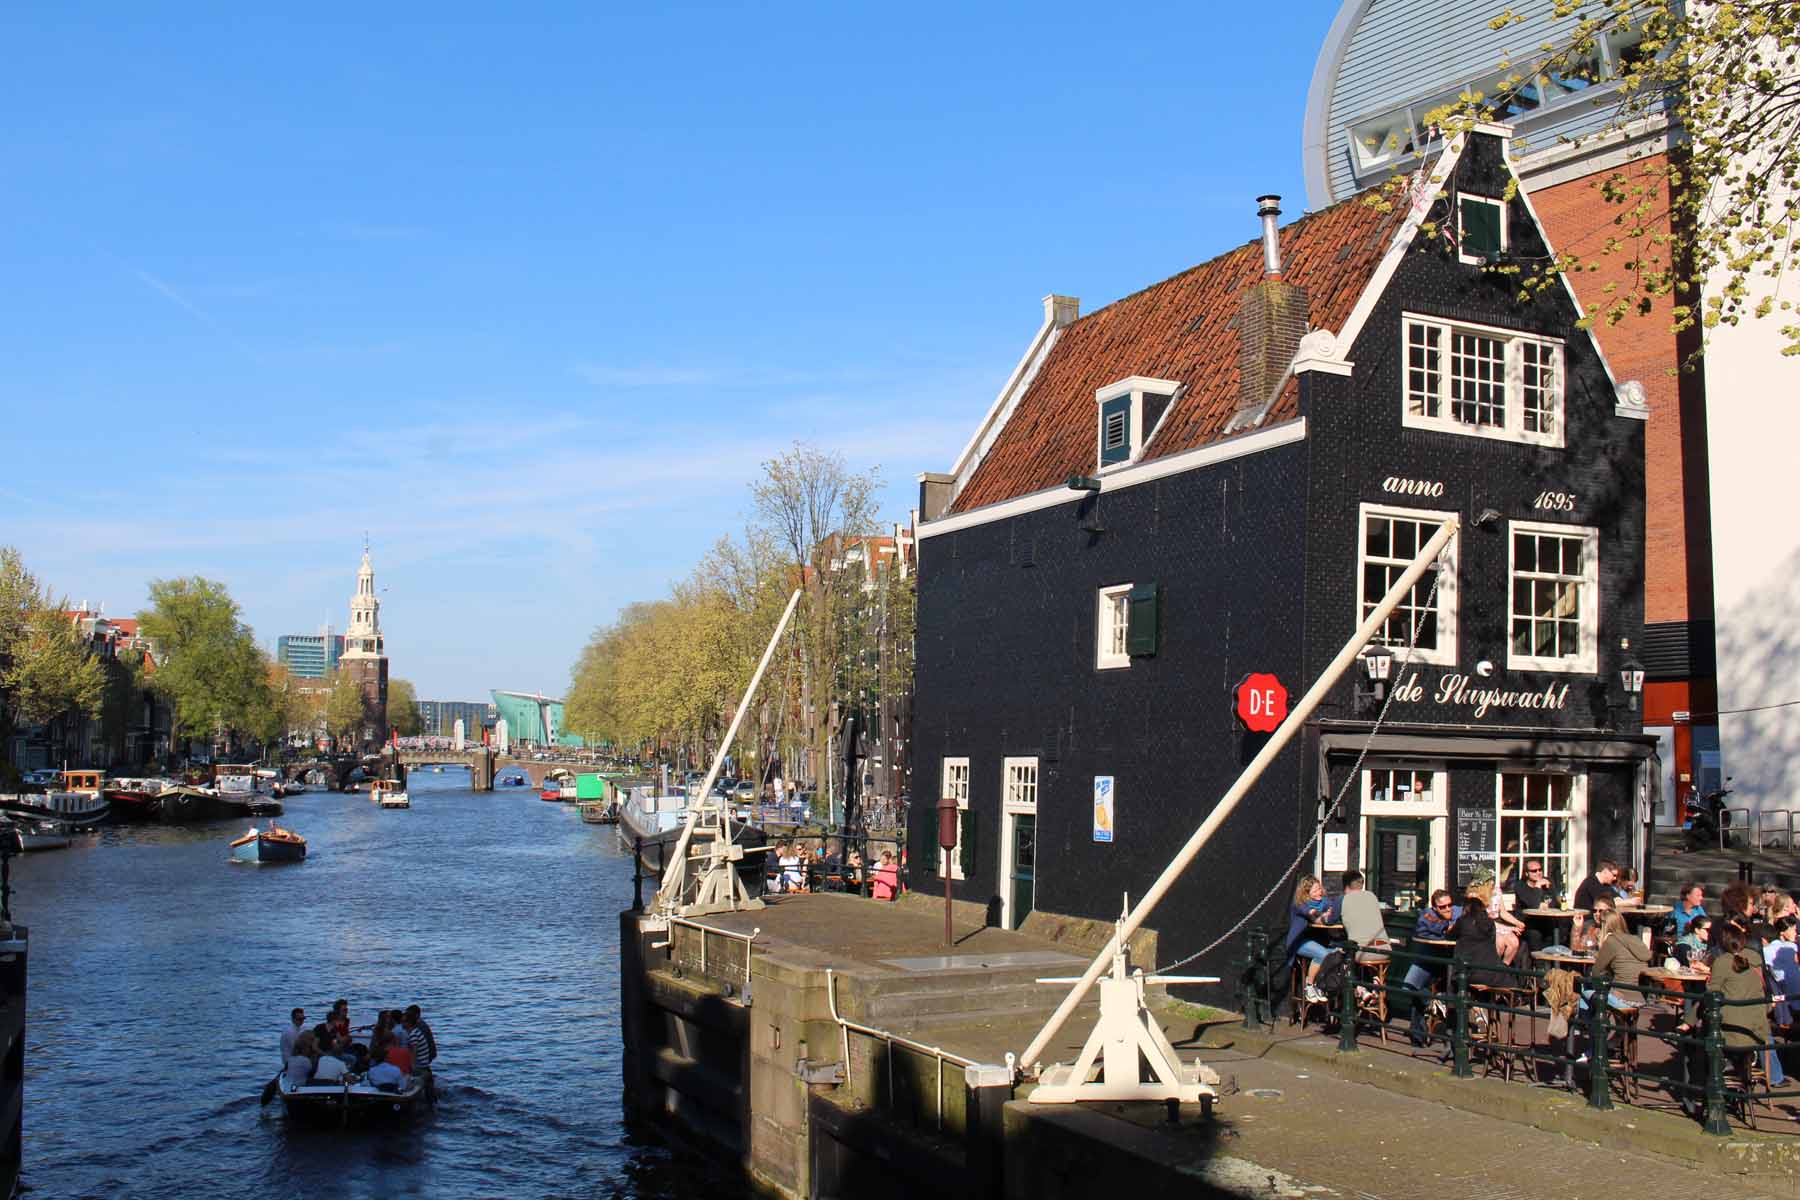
[1234,673,1289,733]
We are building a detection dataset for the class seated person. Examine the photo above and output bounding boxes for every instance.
[1614,868,1643,907]
[366,1058,407,1091]
[1590,911,1650,1012]
[1510,859,1560,954]
[1402,890,1460,1044]
[1284,875,1339,1003]
[1674,914,1714,971]
[385,1034,415,1076]
[1337,870,1389,962]
[778,845,806,894]
[1572,860,1620,913]
[285,1032,318,1089]
[871,851,900,901]
[313,1034,350,1083]
[1673,883,1709,938]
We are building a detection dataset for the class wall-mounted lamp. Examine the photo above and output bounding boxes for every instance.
[1353,643,1394,715]
[1473,508,1503,528]
[1620,657,1646,712]
[1066,475,1102,492]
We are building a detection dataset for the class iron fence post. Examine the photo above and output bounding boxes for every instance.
[1703,991,1731,1136]
[1585,980,1614,1110]
[1450,960,1472,1078]
[1241,928,1270,1030]
[1338,940,1361,1053]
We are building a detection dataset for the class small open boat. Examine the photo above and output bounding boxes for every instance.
[0,815,73,852]
[229,824,307,863]
[579,800,617,824]
[371,780,411,809]
[280,1074,428,1125]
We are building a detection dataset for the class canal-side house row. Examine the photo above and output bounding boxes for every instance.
[906,126,1658,983]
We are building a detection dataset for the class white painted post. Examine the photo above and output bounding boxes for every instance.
[1017,517,1460,1072]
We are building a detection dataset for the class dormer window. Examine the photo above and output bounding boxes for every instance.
[1457,194,1506,265]
[1094,376,1179,469]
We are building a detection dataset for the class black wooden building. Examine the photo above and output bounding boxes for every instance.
[907,127,1657,985]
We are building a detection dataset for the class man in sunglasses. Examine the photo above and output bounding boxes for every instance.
[1511,859,1561,957]
[1402,890,1461,1045]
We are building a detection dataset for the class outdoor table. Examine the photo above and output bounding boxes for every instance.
[1520,908,1584,919]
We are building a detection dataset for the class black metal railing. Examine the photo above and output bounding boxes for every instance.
[1241,926,1798,1135]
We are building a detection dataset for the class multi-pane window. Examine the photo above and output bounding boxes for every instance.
[1358,505,1457,666]
[1497,772,1582,892]
[1096,584,1131,670]
[1003,758,1038,810]
[1450,330,1506,427]
[938,757,969,880]
[1401,314,1564,447]
[1508,522,1598,672]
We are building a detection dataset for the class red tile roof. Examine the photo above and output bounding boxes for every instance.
[952,195,1402,513]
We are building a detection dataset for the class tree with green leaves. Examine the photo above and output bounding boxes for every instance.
[1404,1,1800,353]
[323,669,368,750]
[387,677,422,737]
[0,547,106,770]
[136,576,270,758]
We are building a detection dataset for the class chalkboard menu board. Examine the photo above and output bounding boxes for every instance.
[1455,807,1497,889]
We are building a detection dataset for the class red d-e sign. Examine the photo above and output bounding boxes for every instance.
[1234,673,1289,733]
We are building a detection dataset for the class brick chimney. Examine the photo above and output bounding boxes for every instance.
[1043,294,1080,328]
[1236,196,1308,416]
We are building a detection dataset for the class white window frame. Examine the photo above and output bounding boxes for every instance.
[1507,520,1599,674]
[1356,503,1459,667]
[1095,584,1132,670]
[939,756,969,880]
[1358,765,1450,907]
[1094,376,1180,472]
[1495,770,1588,893]
[1400,312,1564,448]
[1456,194,1508,266]
[999,756,1039,931]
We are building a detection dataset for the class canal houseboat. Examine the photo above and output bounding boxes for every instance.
[1,770,110,829]
[908,126,1655,987]
[103,777,167,821]
[229,824,307,864]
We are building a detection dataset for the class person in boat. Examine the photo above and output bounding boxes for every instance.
[285,1031,318,1089]
[402,1005,436,1072]
[281,1007,306,1064]
[383,1024,415,1076]
[313,1031,350,1083]
[366,1054,407,1092]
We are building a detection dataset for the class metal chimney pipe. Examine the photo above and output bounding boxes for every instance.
[1257,195,1283,276]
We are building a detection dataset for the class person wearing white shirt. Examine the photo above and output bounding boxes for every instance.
[279,1008,305,1063]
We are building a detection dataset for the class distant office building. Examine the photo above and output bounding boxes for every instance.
[416,700,494,739]
[276,628,345,679]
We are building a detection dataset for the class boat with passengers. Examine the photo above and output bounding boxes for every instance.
[229,824,307,863]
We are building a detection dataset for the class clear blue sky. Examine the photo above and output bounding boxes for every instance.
[1,3,1336,699]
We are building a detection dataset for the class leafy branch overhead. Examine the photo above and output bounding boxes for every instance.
[1369,0,1800,355]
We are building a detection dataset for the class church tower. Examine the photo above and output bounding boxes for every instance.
[340,545,389,750]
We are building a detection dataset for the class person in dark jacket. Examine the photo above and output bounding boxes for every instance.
[1284,875,1338,1003]
[1452,873,1512,989]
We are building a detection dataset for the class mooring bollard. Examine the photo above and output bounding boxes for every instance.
[633,837,645,912]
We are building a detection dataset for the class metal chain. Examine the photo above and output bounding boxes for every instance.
[1156,566,1445,975]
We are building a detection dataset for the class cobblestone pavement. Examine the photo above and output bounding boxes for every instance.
[1142,1036,1798,1199]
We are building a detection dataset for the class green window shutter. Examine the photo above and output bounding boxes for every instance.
[1460,197,1502,258]
[959,811,979,877]
[1126,582,1160,656]
[1099,395,1131,465]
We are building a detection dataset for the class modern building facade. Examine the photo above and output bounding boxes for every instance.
[490,691,582,748]
[910,128,1654,982]
[1302,0,1721,825]
[416,700,496,739]
[275,628,345,679]
[339,549,389,751]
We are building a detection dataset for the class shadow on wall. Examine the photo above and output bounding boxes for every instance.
[1715,544,1800,818]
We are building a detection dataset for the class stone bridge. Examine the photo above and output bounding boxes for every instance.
[392,749,600,791]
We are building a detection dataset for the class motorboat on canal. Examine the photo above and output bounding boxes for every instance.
[280,1074,428,1125]
[229,824,307,863]
[0,814,74,852]
[371,780,411,809]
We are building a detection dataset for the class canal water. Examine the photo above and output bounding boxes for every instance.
[14,769,740,1200]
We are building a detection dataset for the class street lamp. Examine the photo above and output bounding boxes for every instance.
[1620,658,1646,712]
[937,794,961,946]
[1354,644,1394,715]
